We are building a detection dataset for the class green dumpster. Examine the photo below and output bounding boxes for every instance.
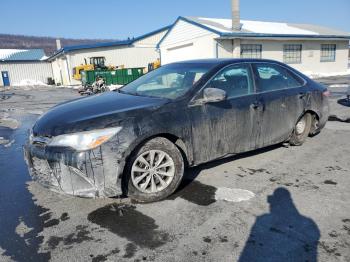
[81,67,144,86]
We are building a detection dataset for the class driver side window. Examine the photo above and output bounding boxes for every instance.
[208,64,254,98]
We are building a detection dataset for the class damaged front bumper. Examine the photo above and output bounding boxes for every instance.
[24,139,125,198]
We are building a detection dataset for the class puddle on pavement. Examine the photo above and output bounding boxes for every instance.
[0,113,53,261]
[0,93,32,101]
[87,204,169,249]
[47,225,94,250]
[0,93,14,101]
[0,126,13,145]
[167,180,217,206]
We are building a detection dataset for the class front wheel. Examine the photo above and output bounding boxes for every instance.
[125,137,184,203]
[289,113,312,146]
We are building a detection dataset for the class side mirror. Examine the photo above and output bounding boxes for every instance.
[203,88,227,103]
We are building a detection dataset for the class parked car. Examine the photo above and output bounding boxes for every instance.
[24,59,330,202]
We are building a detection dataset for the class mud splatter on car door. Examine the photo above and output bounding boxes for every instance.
[188,63,260,164]
[252,63,307,146]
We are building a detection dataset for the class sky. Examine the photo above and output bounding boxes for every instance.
[2,0,350,40]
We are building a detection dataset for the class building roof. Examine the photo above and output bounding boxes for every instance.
[48,25,171,60]
[0,49,47,61]
[160,16,350,42]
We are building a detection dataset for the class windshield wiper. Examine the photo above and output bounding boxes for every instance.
[117,89,145,97]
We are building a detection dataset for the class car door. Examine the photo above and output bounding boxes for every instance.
[188,63,260,165]
[252,63,307,147]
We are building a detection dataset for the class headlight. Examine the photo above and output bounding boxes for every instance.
[48,127,122,151]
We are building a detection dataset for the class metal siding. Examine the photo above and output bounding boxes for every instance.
[55,46,159,85]
[0,62,52,86]
[160,20,215,47]
[134,30,168,47]
[70,46,159,68]
[159,20,219,64]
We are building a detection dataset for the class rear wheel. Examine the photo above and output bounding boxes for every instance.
[125,137,184,203]
[289,113,312,146]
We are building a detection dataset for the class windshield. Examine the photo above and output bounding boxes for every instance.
[119,63,214,99]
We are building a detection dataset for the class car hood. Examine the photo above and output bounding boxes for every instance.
[33,91,168,137]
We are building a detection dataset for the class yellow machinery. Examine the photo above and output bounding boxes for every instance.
[147,58,161,73]
[73,57,116,80]
[73,64,94,80]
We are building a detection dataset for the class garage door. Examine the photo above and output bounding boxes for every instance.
[163,43,196,64]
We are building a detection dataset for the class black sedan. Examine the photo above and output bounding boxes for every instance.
[24,59,330,202]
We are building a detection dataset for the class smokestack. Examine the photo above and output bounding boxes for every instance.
[56,39,62,50]
[231,0,241,31]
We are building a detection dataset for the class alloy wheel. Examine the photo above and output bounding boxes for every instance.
[131,150,175,194]
[296,118,306,135]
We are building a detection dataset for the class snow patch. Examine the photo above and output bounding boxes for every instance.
[0,137,10,145]
[0,49,27,60]
[4,139,15,148]
[305,69,350,79]
[328,84,349,88]
[63,85,82,90]
[241,20,317,35]
[215,187,255,202]
[12,79,48,87]
[0,118,20,129]
[15,219,33,238]
[196,17,318,35]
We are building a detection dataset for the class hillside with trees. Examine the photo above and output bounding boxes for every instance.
[0,34,115,56]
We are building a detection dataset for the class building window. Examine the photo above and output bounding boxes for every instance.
[283,44,302,64]
[321,44,336,62]
[240,44,262,59]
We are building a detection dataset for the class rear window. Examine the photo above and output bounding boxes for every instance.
[254,63,304,92]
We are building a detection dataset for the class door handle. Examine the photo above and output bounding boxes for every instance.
[250,101,262,110]
[299,93,307,99]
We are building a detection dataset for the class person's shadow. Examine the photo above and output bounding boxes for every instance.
[239,188,320,262]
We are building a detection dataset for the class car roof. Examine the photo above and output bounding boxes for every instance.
[172,58,283,65]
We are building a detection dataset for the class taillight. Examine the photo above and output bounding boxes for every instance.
[322,90,331,97]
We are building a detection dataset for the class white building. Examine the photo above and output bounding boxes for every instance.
[49,26,169,85]
[0,49,52,86]
[158,16,350,76]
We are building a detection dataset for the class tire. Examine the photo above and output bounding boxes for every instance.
[289,113,312,146]
[309,114,320,137]
[125,137,184,203]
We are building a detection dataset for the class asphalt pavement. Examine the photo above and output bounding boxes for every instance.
[0,77,349,262]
